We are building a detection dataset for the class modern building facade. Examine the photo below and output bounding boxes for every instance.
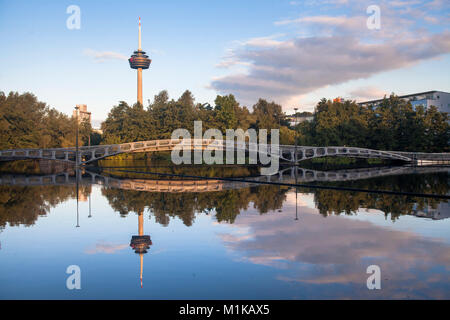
[411,202,450,220]
[359,90,450,113]
[285,115,313,127]
[72,104,91,124]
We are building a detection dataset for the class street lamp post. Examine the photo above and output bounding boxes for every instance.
[293,107,298,165]
[87,112,91,147]
[293,107,299,221]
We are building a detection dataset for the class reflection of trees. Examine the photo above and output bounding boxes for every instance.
[0,185,90,228]
[311,172,449,220]
[1,171,447,229]
[102,185,288,226]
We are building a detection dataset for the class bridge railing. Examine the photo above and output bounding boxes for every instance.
[1,139,450,164]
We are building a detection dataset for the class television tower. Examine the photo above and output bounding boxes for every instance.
[129,17,151,105]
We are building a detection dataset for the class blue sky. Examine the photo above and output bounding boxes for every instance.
[0,0,449,126]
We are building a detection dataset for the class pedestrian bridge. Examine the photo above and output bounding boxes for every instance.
[0,139,449,165]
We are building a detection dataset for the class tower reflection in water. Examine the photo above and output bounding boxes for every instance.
[74,170,151,288]
[130,211,152,288]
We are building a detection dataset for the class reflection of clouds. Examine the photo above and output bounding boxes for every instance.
[219,197,450,298]
[284,192,315,208]
[85,242,128,254]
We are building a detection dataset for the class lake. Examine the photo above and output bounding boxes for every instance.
[0,163,449,299]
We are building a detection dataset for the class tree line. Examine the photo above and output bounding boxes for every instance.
[101,90,295,145]
[297,95,449,152]
[1,90,448,152]
[0,91,92,150]
[1,170,447,228]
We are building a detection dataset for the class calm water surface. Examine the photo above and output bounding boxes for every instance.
[0,164,449,299]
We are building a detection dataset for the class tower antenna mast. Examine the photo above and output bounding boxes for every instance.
[138,17,142,50]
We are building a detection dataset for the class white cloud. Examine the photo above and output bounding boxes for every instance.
[85,241,128,254]
[83,49,128,63]
[275,15,350,26]
[219,202,450,298]
[211,0,450,107]
[211,31,450,106]
[389,0,422,7]
[348,86,387,101]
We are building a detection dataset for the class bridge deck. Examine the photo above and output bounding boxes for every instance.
[0,139,449,165]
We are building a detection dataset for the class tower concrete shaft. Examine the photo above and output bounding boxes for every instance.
[138,68,143,105]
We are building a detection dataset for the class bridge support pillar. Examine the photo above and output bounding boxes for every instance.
[76,152,82,166]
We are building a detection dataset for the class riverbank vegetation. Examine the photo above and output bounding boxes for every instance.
[0,91,92,149]
[101,90,449,153]
[1,90,448,153]
[101,90,294,145]
[1,170,447,228]
[297,96,449,152]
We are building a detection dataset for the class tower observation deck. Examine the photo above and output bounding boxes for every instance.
[129,17,151,105]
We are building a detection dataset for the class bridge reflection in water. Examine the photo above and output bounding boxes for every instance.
[1,165,449,192]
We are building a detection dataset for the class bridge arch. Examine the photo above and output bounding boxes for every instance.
[2,139,450,165]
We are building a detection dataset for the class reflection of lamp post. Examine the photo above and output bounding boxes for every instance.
[76,169,80,228]
[74,106,79,168]
[88,191,92,218]
[295,182,299,221]
[293,107,299,221]
[293,108,298,165]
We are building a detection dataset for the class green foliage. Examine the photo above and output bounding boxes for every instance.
[279,126,296,145]
[2,90,448,153]
[253,98,284,130]
[0,91,92,149]
[214,94,238,132]
[297,94,449,152]
[101,101,154,143]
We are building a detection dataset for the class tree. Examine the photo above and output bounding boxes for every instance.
[252,99,283,130]
[151,90,169,110]
[423,106,449,152]
[0,91,89,149]
[102,101,155,143]
[178,90,195,109]
[214,94,238,132]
